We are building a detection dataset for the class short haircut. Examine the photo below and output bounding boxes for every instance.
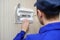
[37,6,60,19]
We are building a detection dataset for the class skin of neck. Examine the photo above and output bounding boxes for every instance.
[43,16,60,25]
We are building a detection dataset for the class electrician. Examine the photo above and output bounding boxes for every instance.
[14,0,60,40]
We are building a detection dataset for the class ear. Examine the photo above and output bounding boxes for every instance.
[37,9,43,18]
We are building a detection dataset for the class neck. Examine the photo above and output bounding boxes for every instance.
[44,18,60,25]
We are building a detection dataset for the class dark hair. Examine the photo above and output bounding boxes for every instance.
[44,11,59,19]
[35,0,60,19]
[37,6,60,19]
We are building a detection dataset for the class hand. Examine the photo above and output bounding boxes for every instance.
[21,19,30,32]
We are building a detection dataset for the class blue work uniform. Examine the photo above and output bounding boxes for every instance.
[13,22,60,40]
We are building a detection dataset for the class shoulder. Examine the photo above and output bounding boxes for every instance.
[43,30,60,40]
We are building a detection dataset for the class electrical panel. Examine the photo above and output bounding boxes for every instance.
[15,7,34,24]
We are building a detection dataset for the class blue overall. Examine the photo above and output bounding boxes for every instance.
[13,22,60,40]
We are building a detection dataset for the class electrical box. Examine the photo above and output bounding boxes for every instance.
[15,7,34,24]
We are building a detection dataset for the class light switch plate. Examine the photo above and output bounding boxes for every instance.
[15,7,34,24]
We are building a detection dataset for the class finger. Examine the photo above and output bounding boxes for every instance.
[23,19,29,22]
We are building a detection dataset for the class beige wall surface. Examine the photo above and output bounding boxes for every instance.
[0,0,41,40]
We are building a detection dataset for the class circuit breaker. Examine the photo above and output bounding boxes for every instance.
[15,7,34,24]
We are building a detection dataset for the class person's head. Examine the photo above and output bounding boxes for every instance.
[34,0,60,25]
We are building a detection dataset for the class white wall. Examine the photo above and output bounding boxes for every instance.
[0,0,40,40]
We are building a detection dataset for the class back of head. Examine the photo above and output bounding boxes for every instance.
[34,0,60,19]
